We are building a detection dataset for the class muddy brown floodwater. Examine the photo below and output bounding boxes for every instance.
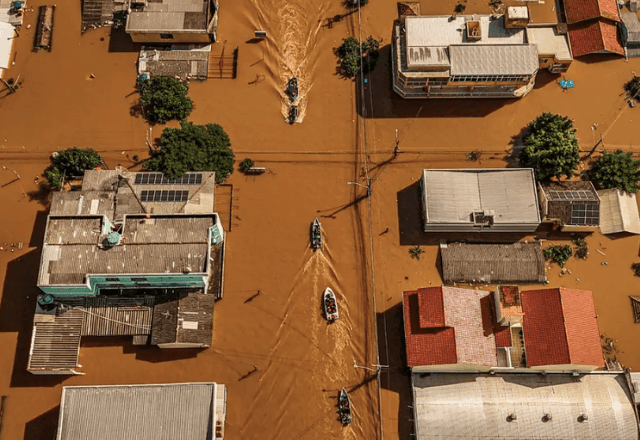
[2,0,640,439]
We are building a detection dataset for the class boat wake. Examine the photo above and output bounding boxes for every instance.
[247,0,326,124]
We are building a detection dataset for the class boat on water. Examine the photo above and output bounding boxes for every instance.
[323,288,339,322]
[338,388,352,425]
[289,105,298,125]
[311,218,322,250]
[287,77,298,101]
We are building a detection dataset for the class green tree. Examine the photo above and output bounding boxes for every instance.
[239,158,254,173]
[336,36,380,78]
[139,77,193,124]
[145,121,234,182]
[46,147,102,188]
[590,149,640,193]
[519,113,580,181]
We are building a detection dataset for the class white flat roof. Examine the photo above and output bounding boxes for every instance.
[526,26,572,60]
[405,15,526,48]
[0,21,14,69]
[422,168,541,225]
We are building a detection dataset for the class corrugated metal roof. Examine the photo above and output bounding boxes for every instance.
[423,169,540,225]
[449,44,539,76]
[40,213,215,286]
[151,293,215,345]
[49,192,116,217]
[126,0,208,32]
[28,308,83,372]
[413,373,639,440]
[440,242,546,284]
[57,383,225,440]
[598,189,640,234]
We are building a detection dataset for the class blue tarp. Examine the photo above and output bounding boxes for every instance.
[559,79,574,89]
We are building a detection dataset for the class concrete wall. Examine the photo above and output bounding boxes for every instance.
[412,364,494,372]
[128,32,212,44]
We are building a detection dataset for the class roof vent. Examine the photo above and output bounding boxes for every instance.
[578,414,588,422]
[507,413,517,422]
[473,210,495,227]
[543,413,552,422]
[104,231,121,247]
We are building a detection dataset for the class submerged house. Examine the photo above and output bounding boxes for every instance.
[56,383,227,440]
[28,170,225,374]
[125,0,219,43]
[538,181,601,232]
[598,188,640,234]
[403,286,604,371]
[439,242,546,284]
[391,8,572,99]
[411,373,639,440]
[420,169,541,233]
[563,0,625,56]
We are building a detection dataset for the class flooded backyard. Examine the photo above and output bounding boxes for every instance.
[2,0,640,439]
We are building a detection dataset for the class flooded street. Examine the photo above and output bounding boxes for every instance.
[2,0,640,439]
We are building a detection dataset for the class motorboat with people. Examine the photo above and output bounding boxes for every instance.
[287,77,298,101]
[338,388,352,425]
[311,218,322,250]
[289,105,298,125]
[323,287,339,322]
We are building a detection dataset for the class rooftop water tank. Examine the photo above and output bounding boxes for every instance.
[37,293,54,307]
[107,231,121,246]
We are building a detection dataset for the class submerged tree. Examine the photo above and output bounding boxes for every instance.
[46,147,102,188]
[590,149,640,193]
[145,121,234,182]
[519,113,580,181]
[139,76,193,124]
[336,36,380,78]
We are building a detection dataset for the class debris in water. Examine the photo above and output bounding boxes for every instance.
[596,249,606,256]
[601,261,608,265]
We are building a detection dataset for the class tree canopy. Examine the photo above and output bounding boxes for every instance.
[46,147,102,188]
[139,77,193,124]
[145,121,234,182]
[519,113,580,181]
[590,149,640,193]
[336,36,380,78]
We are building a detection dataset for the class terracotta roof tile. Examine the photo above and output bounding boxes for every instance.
[569,20,624,57]
[521,288,604,367]
[403,290,457,366]
[402,287,497,367]
[521,289,571,366]
[417,287,445,328]
[559,288,605,367]
[564,0,620,24]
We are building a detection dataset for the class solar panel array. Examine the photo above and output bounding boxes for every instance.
[548,190,598,202]
[570,202,600,226]
[134,173,203,185]
[140,190,189,202]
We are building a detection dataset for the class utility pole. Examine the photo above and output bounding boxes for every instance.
[393,128,399,158]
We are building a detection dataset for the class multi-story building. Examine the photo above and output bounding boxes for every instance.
[391,7,572,98]
[125,0,218,43]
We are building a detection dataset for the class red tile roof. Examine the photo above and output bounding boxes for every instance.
[493,325,512,348]
[559,289,604,367]
[521,289,571,366]
[402,287,498,367]
[403,290,457,366]
[418,287,445,328]
[564,0,620,24]
[521,288,604,367]
[568,20,625,57]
